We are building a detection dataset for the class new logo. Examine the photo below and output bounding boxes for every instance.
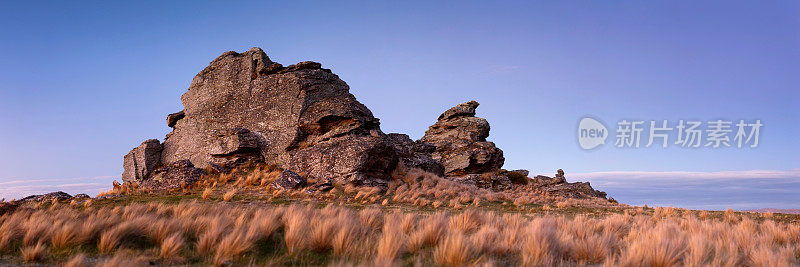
[578,117,608,150]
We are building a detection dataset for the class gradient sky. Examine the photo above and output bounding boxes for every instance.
[1,1,798,209]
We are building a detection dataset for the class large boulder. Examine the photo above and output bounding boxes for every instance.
[122,139,163,183]
[418,101,508,189]
[124,47,401,189]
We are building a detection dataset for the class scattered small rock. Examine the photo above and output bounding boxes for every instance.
[272,170,307,190]
[312,178,335,192]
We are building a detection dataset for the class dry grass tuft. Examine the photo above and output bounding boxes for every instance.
[434,231,474,266]
[283,205,309,254]
[98,221,145,253]
[376,214,406,263]
[160,232,184,259]
[20,242,47,262]
[202,188,213,200]
[522,218,561,266]
[222,189,237,201]
[408,212,447,252]
[51,221,80,249]
[213,225,258,264]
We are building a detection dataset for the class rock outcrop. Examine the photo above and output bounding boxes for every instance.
[418,101,510,189]
[124,47,402,189]
[533,170,607,198]
[120,47,607,198]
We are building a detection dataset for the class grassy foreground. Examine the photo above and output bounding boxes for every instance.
[1,166,799,266]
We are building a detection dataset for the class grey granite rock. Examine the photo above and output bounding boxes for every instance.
[121,139,163,183]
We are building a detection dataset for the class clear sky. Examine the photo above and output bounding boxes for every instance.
[1,1,798,209]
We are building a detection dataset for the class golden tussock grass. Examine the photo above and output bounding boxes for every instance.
[213,225,258,264]
[201,188,213,199]
[283,205,310,254]
[20,242,46,262]
[222,189,237,201]
[1,191,799,266]
[434,231,474,266]
[375,213,406,263]
[159,232,184,259]
[98,218,148,253]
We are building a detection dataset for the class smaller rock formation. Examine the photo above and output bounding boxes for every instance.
[533,170,606,198]
[18,191,73,202]
[419,101,509,190]
[122,139,162,183]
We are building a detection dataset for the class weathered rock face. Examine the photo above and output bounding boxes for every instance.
[124,47,401,189]
[122,139,163,183]
[418,101,508,189]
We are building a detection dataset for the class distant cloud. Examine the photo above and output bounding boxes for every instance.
[571,169,800,181]
[561,169,800,210]
[0,175,115,200]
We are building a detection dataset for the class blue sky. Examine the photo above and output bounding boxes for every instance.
[1,1,798,209]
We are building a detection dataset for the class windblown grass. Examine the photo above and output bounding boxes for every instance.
[0,200,798,265]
